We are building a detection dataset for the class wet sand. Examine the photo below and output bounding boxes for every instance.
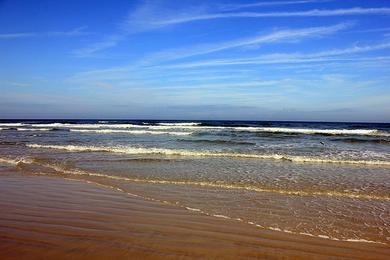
[0,172,389,260]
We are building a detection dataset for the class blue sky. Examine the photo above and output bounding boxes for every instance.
[1,0,390,121]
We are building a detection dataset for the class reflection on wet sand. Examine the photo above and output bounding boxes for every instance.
[0,172,389,260]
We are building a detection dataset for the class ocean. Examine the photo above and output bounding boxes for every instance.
[0,119,389,244]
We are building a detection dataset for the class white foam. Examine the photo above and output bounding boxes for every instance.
[69,129,192,136]
[232,127,389,136]
[213,214,231,219]
[185,207,202,212]
[0,158,19,165]
[14,123,389,136]
[157,122,202,126]
[0,123,25,127]
[0,157,32,165]
[17,128,53,131]
[26,144,390,166]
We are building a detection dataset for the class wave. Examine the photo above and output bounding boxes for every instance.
[5,123,144,129]
[177,139,255,145]
[332,137,390,144]
[0,127,17,131]
[6,156,389,202]
[231,127,389,136]
[9,122,389,137]
[0,123,25,126]
[0,127,65,132]
[115,158,175,162]
[3,155,388,202]
[157,122,202,126]
[0,158,19,165]
[70,129,192,136]
[131,126,389,137]
[26,144,390,166]
[3,156,389,245]
[0,157,32,165]
[17,128,55,131]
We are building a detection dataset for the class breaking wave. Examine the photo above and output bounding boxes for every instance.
[26,144,390,166]
[1,122,388,136]
[0,157,32,165]
[69,129,192,136]
[4,156,390,202]
[0,123,25,127]
[156,122,202,126]
[231,127,389,136]
[17,128,55,131]
[0,127,65,132]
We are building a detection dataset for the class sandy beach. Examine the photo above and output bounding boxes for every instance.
[2,0,390,258]
[1,171,389,260]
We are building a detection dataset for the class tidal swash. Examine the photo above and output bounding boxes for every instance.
[1,120,389,244]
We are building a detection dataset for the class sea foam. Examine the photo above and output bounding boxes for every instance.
[11,123,389,136]
[69,129,192,136]
[231,127,388,136]
[26,144,390,166]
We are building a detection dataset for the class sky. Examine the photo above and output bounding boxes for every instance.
[1,0,390,122]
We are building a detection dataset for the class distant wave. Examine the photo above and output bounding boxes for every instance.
[231,127,389,136]
[177,139,255,145]
[142,126,389,136]
[0,127,17,131]
[26,144,390,166]
[69,129,192,136]
[0,123,25,127]
[157,122,202,126]
[24,123,144,129]
[0,127,65,132]
[16,128,55,131]
[5,123,388,136]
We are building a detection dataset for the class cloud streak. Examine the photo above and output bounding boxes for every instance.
[153,8,390,26]
[0,26,91,39]
[145,22,352,62]
[219,0,332,11]
[126,1,389,32]
[76,3,388,56]
[161,42,390,69]
[71,34,124,57]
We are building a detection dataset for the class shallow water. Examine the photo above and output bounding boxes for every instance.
[1,119,389,244]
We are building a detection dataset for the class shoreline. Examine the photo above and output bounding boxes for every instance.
[0,171,389,259]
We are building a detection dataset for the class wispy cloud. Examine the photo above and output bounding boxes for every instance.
[1,81,32,87]
[162,42,390,69]
[144,22,352,63]
[0,33,36,39]
[67,22,362,84]
[0,26,91,39]
[219,0,331,11]
[153,8,390,26]
[75,2,388,56]
[71,34,124,57]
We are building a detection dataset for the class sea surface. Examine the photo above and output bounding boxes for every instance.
[0,119,389,244]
